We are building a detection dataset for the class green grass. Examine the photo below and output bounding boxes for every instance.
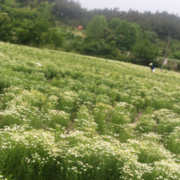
[0,42,180,180]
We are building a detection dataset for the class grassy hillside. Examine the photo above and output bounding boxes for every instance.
[0,42,180,180]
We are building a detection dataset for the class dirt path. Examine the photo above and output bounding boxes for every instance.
[132,110,143,124]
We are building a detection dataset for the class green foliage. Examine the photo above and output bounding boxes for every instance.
[153,109,180,134]
[4,0,16,7]
[75,105,97,135]
[115,20,142,50]
[170,51,180,60]
[0,4,39,20]
[0,12,12,42]
[86,9,180,41]
[8,0,180,43]
[132,39,159,65]
[43,28,65,49]
[144,31,159,44]
[101,28,117,44]
[167,127,180,155]
[128,139,173,164]
[13,19,50,45]
[80,40,119,59]
[0,4,61,48]
[54,0,84,20]
[35,1,55,16]
[86,15,107,39]
[2,1,180,178]
[170,39,180,53]
[0,42,180,179]
[136,115,156,133]
[94,103,112,134]
[108,18,121,30]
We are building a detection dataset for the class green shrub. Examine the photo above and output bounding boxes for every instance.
[111,102,133,125]
[170,51,180,60]
[80,40,119,59]
[127,138,173,163]
[94,103,113,134]
[166,126,180,154]
[0,12,12,42]
[75,105,97,136]
[136,115,156,133]
[13,19,49,46]
[153,109,180,134]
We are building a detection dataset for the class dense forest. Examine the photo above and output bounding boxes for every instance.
[11,0,180,40]
[1,0,180,69]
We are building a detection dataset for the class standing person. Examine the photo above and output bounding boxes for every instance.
[149,63,155,73]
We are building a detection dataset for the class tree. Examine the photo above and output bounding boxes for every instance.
[170,51,180,60]
[48,28,64,49]
[80,39,119,60]
[13,19,49,45]
[170,39,180,53]
[108,18,121,31]
[4,0,16,7]
[86,15,107,39]
[115,20,142,50]
[52,0,86,20]
[101,28,117,43]
[144,31,159,44]
[132,39,159,66]
[0,13,12,42]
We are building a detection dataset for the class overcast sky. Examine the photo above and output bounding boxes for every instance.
[79,0,180,15]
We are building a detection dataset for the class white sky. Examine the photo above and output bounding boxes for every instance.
[79,0,180,15]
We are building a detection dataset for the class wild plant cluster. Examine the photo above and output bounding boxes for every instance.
[0,42,180,180]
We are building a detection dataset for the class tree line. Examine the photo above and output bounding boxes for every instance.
[2,0,180,40]
[52,0,180,41]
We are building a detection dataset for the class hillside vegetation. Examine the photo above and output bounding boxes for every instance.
[0,42,180,179]
[1,0,180,69]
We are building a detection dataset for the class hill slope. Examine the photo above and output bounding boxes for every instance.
[0,42,180,180]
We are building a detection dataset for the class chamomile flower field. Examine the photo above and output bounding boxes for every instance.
[1,42,180,180]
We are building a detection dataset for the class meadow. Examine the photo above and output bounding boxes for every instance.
[0,42,180,180]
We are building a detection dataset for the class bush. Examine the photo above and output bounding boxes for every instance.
[80,40,119,59]
[94,103,113,134]
[170,51,180,60]
[136,115,156,133]
[42,28,64,49]
[132,39,159,66]
[152,109,180,134]
[0,12,12,42]
[166,126,180,154]
[127,139,173,163]
[13,19,50,46]
[86,15,107,39]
